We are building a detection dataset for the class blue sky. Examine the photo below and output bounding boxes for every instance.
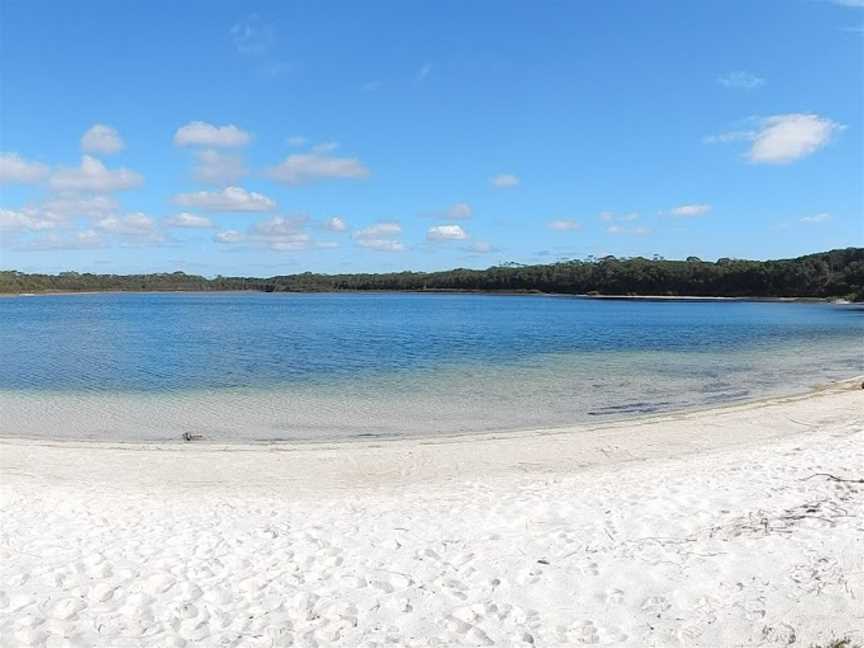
[1,0,862,276]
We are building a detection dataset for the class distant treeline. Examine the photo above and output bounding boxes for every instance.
[2,248,863,300]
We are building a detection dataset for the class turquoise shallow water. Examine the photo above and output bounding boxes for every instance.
[0,293,861,441]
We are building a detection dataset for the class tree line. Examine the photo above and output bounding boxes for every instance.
[1,248,862,300]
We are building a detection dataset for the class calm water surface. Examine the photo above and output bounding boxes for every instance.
[1,292,861,441]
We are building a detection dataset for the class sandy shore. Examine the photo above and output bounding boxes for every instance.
[1,381,862,647]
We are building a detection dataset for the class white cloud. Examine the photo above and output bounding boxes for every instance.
[362,81,382,92]
[20,229,104,251]
[600,211,639,222]
[0,207,63,231]
[830,0,864,6]
[0,195,119,235]
[172,186,276,212]
[354,222,401,239]
[800,212,831,224]
[49,155,143,192]
[717,71,765,89]
[706,114,844,164]
[664,204,712,217]
[356,238,406,252]
[90,213,165,246]
[96,212,158,236]
[608,225,651,236]
[0,153,50,184]
[42,194,118,219]
[213,215,333,252]
[324,216,348,232]
[547,219,582,231]
[81,124,125,155]
[174,121,251,148]
[427,224,468,241]
[286,136,307,147]
[491,173,519,188]
[268,153,370,185]
[249,215,312,250]
[215,229,245,244]
[193,149,247,185]
[748,114,843,164]
[353,221,405,251]
[165,212,214,228]
[230,13,274,55]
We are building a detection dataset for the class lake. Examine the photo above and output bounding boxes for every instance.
[1,292,861,441]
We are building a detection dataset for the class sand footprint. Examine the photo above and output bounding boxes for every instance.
[639,595,671,618]
[49,597,86,621]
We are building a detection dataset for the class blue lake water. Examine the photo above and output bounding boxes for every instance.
[0,292,861,441]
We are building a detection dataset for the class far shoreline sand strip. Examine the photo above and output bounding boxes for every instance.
[1,380,862,646]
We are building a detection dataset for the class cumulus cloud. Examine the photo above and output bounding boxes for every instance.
[90,213,165,245]
[356,238,406,252]
[0,195,119,235]
[214,215,335,252]
[172,186,276,212]
[19,229,104,251]
[706,114,843,164]
[193,149,247,185]
[42,194,119,219]
[353,221,405,251]
[215,229,245,244]
[800,212,831,224]
[0,153,50,184]
[324,216,348,232]
[49,156,143,192]
[748,114,843,164]
[248,216,313,250]
[427,224,468,241]
[174,121,251,148]
[96,212,158,236]
[717,71,765,89]
[81,124,125,155]
[490,173,519,188]
[354,222,401,239]
[165,212,214,228]
[267,153,370,185]
[0,207,64,231]
[547,219,582,231]
[663,204,712,217]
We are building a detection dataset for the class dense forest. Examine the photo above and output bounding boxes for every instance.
[1,248,862,300]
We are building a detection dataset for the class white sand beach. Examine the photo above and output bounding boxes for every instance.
[1,381,862,647]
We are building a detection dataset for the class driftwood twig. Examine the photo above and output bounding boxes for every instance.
[801,473,864,484]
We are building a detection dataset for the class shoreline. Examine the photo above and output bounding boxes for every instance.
[1,375,861,450]
[0,288,854,303]
[1,376,860,480]
[1,378,861,645]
